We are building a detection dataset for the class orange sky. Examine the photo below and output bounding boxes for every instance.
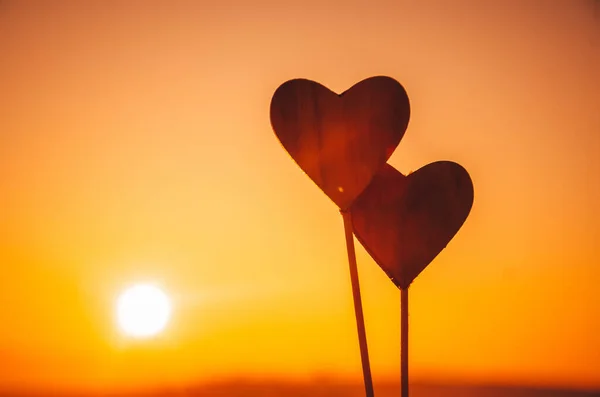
[1,0,599,393]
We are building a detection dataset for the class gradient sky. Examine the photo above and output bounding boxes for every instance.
[1,0,599,393]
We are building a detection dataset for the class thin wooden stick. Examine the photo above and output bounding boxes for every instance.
[401,287,409,397]
[341,210,374,397]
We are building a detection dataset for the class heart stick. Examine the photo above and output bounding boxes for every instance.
[341,210,374,397]
[350,162,474,397]
[401,287,408,397]
[270,77,411,397]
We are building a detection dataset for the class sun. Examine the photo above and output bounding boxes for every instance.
[116,283,171,338]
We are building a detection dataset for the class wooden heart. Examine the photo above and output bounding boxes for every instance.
[350,161,474,289]
[270,76,410,210]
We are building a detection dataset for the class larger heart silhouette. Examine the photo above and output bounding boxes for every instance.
[350,161,474,289]
[270,76,411,210]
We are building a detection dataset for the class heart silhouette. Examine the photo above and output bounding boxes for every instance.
[350,161,474,289]
[270,76,410,210]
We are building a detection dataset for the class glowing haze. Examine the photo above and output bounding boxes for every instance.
[0,0,599,393]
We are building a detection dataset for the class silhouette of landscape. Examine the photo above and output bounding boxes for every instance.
[1,380,598,397]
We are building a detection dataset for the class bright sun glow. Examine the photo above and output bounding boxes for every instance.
[116,284,171,338]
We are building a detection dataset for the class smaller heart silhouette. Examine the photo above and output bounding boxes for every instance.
[270,76,410,210]
[350,161,474,289]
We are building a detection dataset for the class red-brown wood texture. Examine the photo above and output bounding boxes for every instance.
[270,76,410,210]
[350,162,474,289]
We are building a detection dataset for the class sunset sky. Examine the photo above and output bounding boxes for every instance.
[1,0,599,393]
